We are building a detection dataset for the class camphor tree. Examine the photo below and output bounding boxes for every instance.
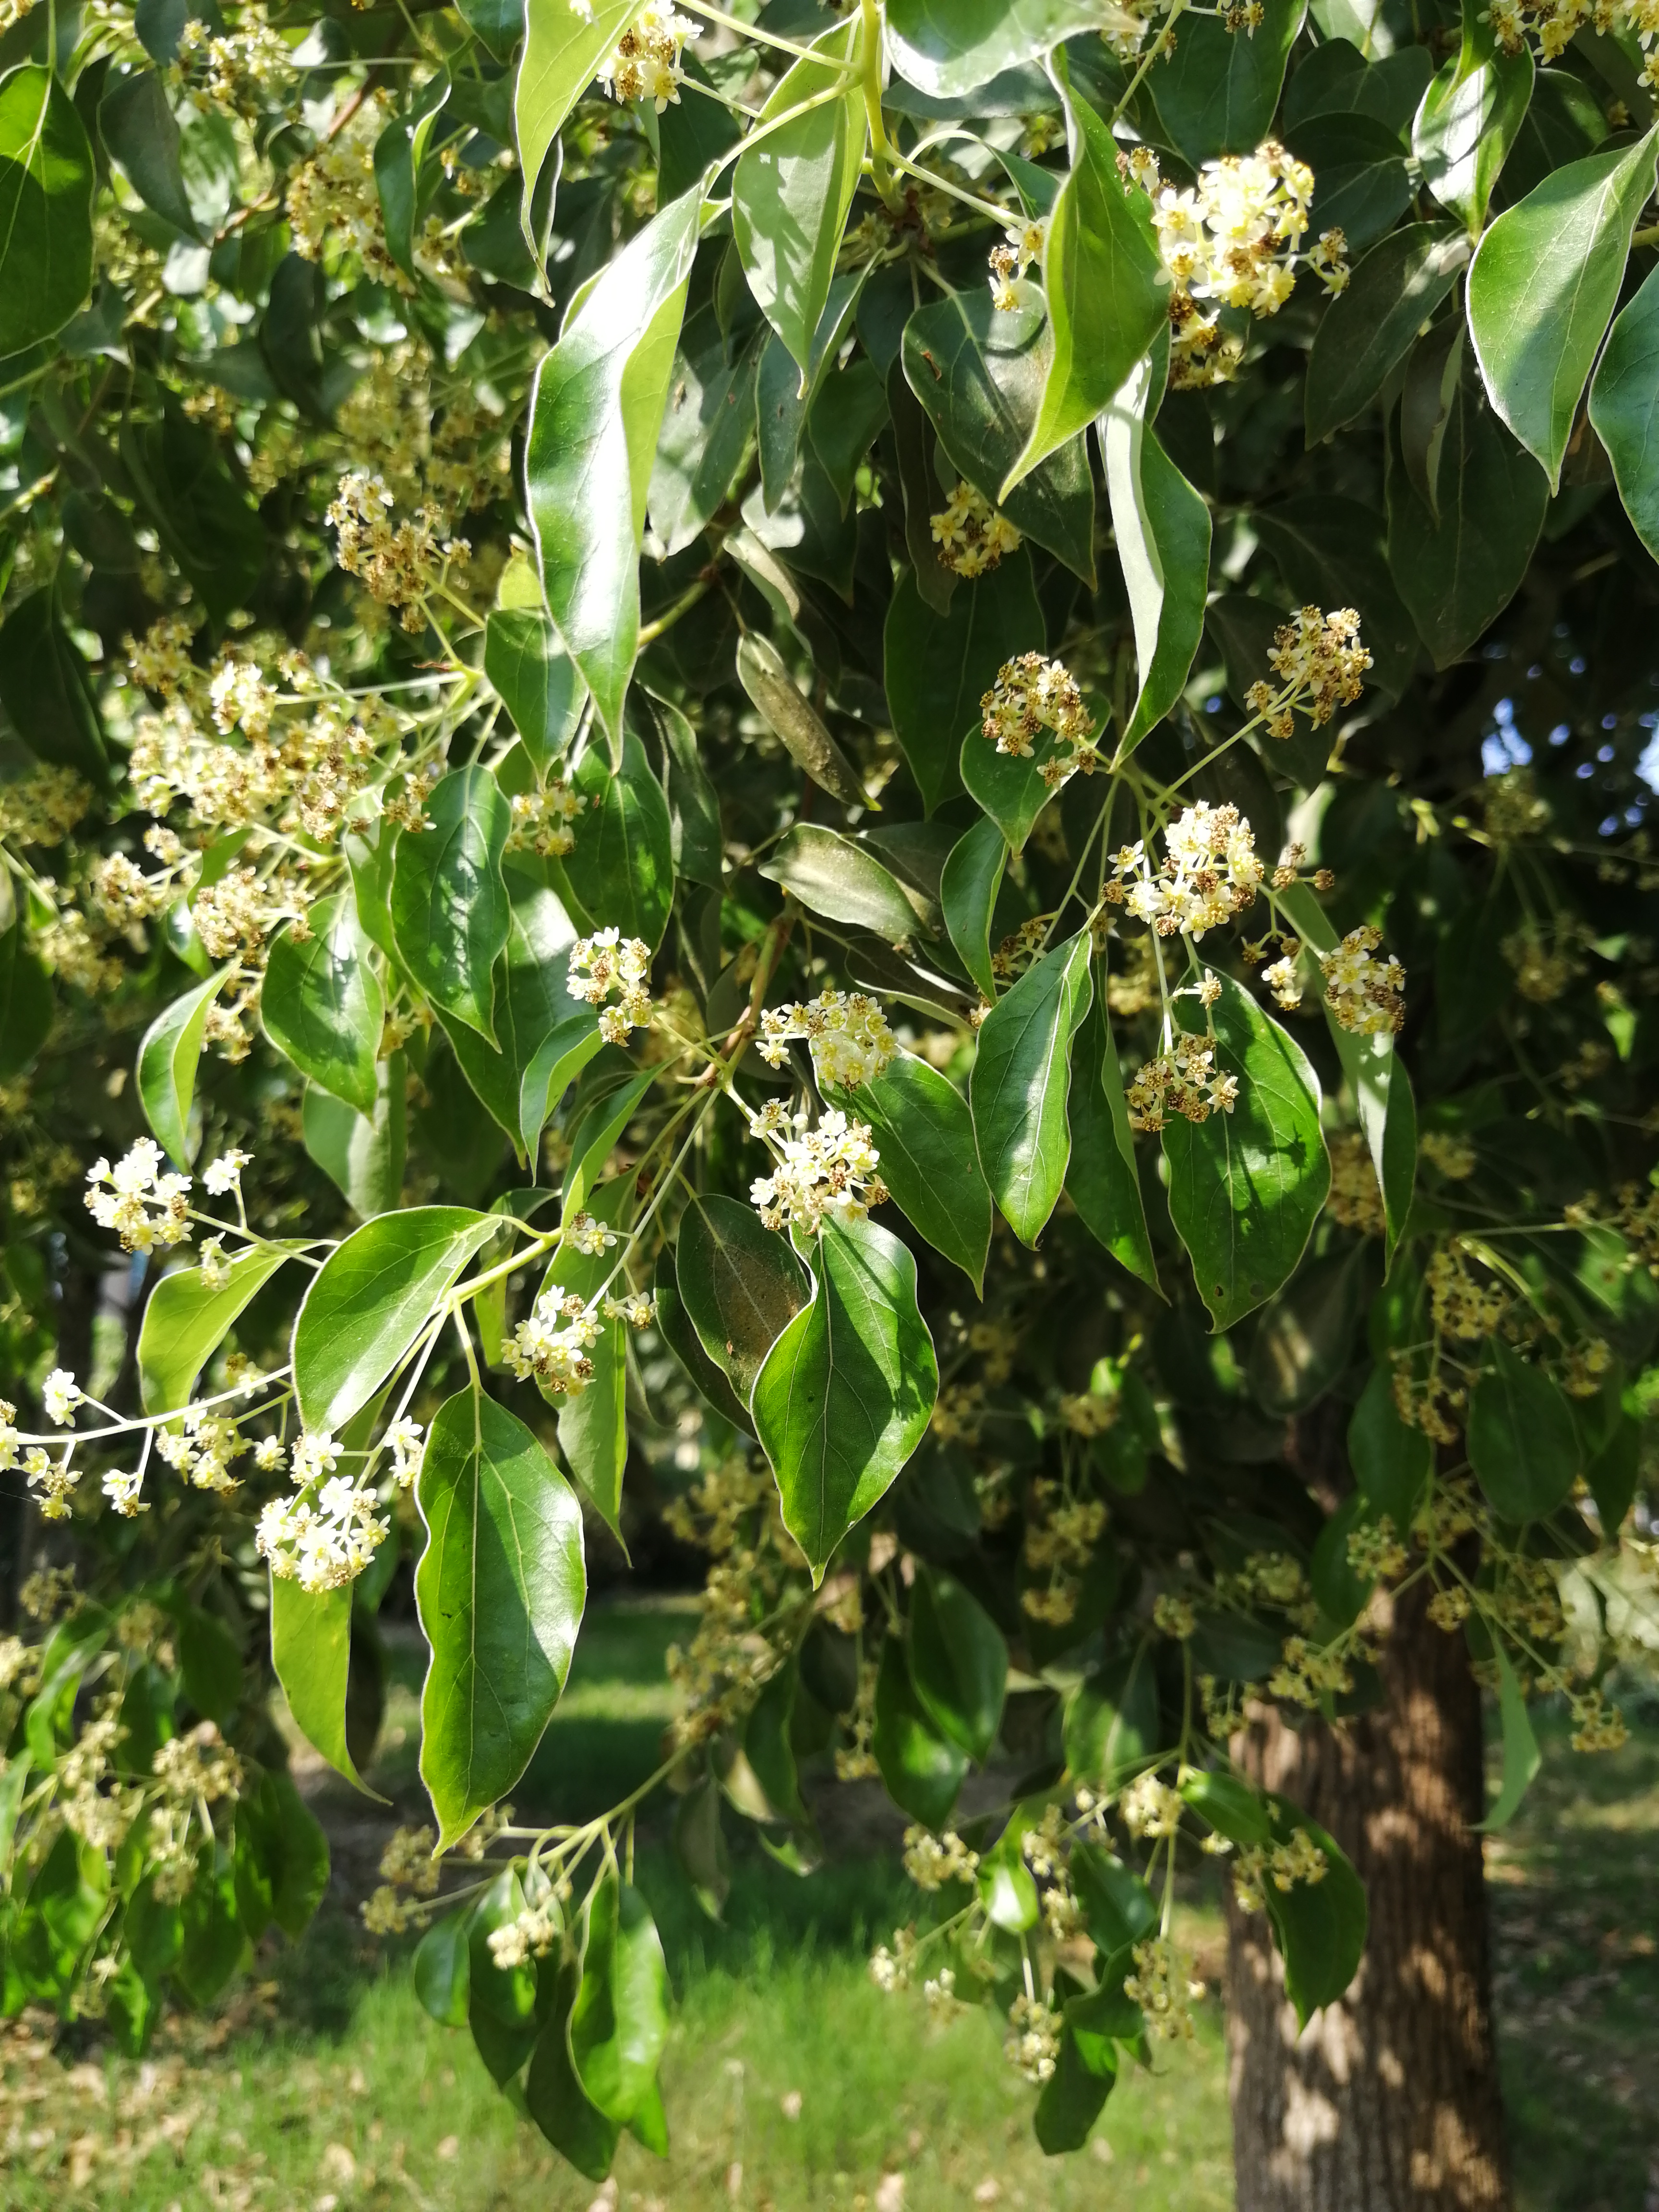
[1,0,1659,2201]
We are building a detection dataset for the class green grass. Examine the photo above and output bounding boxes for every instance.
[3,1605,1656,2210]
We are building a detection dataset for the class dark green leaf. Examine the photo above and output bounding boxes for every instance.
[101,68,199,239]
[1304,223,1468,447]
[1065,984,1160,1294]
[832,1051,993,1293]
[414,1912,471,2028]
[0,588,108,784]
[569,1875,671,2128]
[391,766,511,1043]
[1064,1646,1157,1791]
[871,1630,968,1827]
[443,877,582,1151]
[759,822,928,944]
[519,1007,604,1162]
[808,355,889,511]
[1589,261,1659,564]
[120,403,265,628]
[970,929,1093,1245]
[416,1387,586,1848]
[1283,112,1412,252]
[1346,1362,1431,1527]
[561,728,675,952]
[676,1193,811,1406]
[909,1566,1007,1763]
[526,1959,622,2179]
[649,308,766,555]
[262,894,383,1115]
[737,630,869,808]
[1253,495,1417,706]
[0,915,50,1076]
[485,609,588,774]
[1034,2019,1115,2154]
[303,1054,407,1220]
[0,66,95,353]
[1070,1842,1159,1954]
[884,548,1043,814]
[1262,1803,1366,2026]
[1153,0,1306,166]
[1467,1337,1579,1521]
[536,1178,634,1537]
[752,1215,938,1580]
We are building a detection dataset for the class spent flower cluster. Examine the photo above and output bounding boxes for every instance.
[749,1108,888,1235]
[1247,606,1372,734]
[980,653,1098,785]
[1114,800,1264,938]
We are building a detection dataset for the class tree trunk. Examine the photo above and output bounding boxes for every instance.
[1225,1573,1511,2212]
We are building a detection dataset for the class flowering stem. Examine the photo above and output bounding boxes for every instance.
[858,0,904,210]
[1111,0,1190,127]
[677,0,843,67]
[882,147,1013,229]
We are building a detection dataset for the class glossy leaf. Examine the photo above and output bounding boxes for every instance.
[261,894,383,1116]
[0,588,108,785]
[940,813,1008,1003]
[120,401,265,629]
[871,1631,968,1828]
[1162,972,1329,1330]
[525,186,702,746]
[886,0,1111,96]
[139,1243,300,1418]
[676,1193,810,1406]
[751,1215,938,1581]
[569,1875,671,2128]
[538,1178,634,1536]
[390,766,512,1043]
[1033,2019,1115,2154]
[293,1206,497,1434]
[758,823,926,944]
[101,68,199,239]
[1589,261,1659,564]
[1413,8,1534,236]
[416,1387,586,1848]
[1100,354,1212,757]
[1467,129,1658,491]
[655,1244,753,1434]
[0,916,50,1077]
[525,1960,621,2180]
[1252,494,1417,707]
[1262,1802,1366,2026]
[909,1567,1007,1763]
[303,1055,406,1221]
[1467,1337,1579,1522]
[561,728,675,952]
[137,967,233,1169]
[443,878,581,1151]
[271,1578,377,1794]
[959,722,1061,854]
[831,1052,993,1294]
[1064,986,1160,1294]
[515,0,637,226]
[970,929,1093,1245]
[413,1913,471,2028]
[1347,1362,1432,1527]
[732,20,863,373]
[1154,0,1306,166]
[902,287,1096,584]
[884,550,1043,814]
[650,309,766,554]
[736,631,868,808]
[1284,112,1412,253]
[1304,224,1468,447]
[1064,1647,1157,1791]
[1005,60,1166,493]
[485,609,588,774]
[0,67,96,354]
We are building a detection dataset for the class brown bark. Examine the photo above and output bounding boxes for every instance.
[1225,1575,1511,2212]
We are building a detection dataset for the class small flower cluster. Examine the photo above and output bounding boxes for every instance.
[1325,1129,1386,1236]
[1022,1478,1108,1625]
[1126,1034,1239,1131]
[156,1400,251,1494]
[1004,1992,1061,2084]
[596,4,699,108]
[1320,925,1406,1034]
[154,1723,245,1808]
[1232,1827,1329,1915]
[929,480,1022,577]
[567,928,653,1044]
[980,653,1097,786]
[287,99,403,288]
[758,989,896,1089]
[327,471,467,630]
[0,761,90,847]
[508,779,582,859]
[1120,1773,1185,1839]
[988,218,1047,310]
[1247,606,1372,734]
[361,1824,443,1935]
[1124,1937,1204,2043]
[256,1432,390,1593]
[1125,143,1348,387]
[488,1902,563,1969]
[506,1293,601,1395]
[84,1137,192,1253]
[1427,1245,1508,1342]
[1113,801,1264,938]
[902,1827,980,1891]
[750,1109,888,1236]
[1488,0,1659,87]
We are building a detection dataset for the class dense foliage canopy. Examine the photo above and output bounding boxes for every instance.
[2,0,1658,2178]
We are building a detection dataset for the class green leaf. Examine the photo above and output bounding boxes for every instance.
[1153,0,1307,166]
[0,588,108,785]
[736,631,869,808]
[416,1387,586,1849]
[562,1069,655,1230]
[1385,352,1548,666]
[752,1215,938,1581]
[887,0,1113,96]
[676,1192,812,1406]
[758,823,927,944]
[391,766,511,1043]
[831,1052,993,1294]
[1467,127,1658,491]
[519,1008,604,1162]
[1070,1843,1158,1955]
[137,967,233,1169]
[1467,1337,1579,1522]
[561,728,675,952]
[884,550,1043,814]
[808,354,889,511]
[940,814,1009,1003]
[1034,2019,1115,2154]
[655,1244,753,1434]
[1589,261,1659,564]
[959,726,1059,854]
[1261,1803,1366,2026]
[1180,1768,1273,1847]
[413,1912,471,2028]
[0,66,95,354]
[138,1244,301,1418]
[659,50,742,202]
[271,1578,380,1795]
[1303,223,1468,448]
[569,1875,671,2128]
[1587,1415,1640,1535]
[485,609,588,774]
[1064,985,1160,1294]
[640,686,722,890]
[120,402,265,630]
[1346,1363,1431,1527]
[970,929,1093,1245]
[1412,6,1534,237]
[101,68,199,240]
[650,308,766,554]
[1005,58,1166,494]
[293,1206,497,1434]
[1064,1646,1158,1791]
[909,1566,1007,1763]
[1472,1642,1540,1833]
[261,895,383,1116]
[1252,495,1418,707]
[303,1055,407,1220]
[526,186,702,746]
[1250,1250,1362,1418]
[0,915,50,1078]
[1099,353,1212,758]
[537,1178,636,1537]
[757,270,868,512]
[515,0,637,226]
[442,878,582,1151]
[902,287,1096,584]
[1162,972,1330,1331]
[732,20,864,373]
[1282,112,1413,253]
[525,1961,621,2181]
[871,1631,968,1827]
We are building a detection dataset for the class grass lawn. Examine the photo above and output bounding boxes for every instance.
[1,1600,1654,2211]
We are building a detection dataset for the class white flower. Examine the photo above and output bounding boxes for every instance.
[757,991,897,1091]
[26,1448,79,1519]
[257,1479,389,1594]
[750,1109,888,1236]
[43,1370,82,1426]
[385,1417,424,1487]
[566,929,652,1037]
[84,1140,192,1254]
[291,1431,341,1484]
[567,1211,617,1258]
[253,1436,285,1471]
[202,1148,252,1195]
[596,4,699,110]
[103,1468,148,1517]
